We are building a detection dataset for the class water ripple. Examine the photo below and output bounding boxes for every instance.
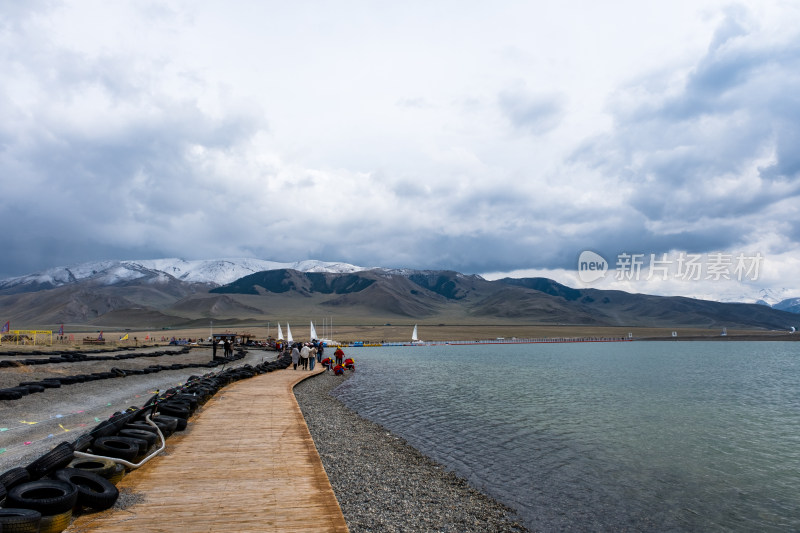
[333,342,800,531]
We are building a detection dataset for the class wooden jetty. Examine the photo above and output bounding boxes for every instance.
[66,366,348,532]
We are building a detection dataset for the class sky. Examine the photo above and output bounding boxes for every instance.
[1,1,800,302]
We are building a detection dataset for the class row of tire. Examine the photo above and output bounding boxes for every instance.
[0,349,248,401]
[0,352,293,532]
[0,346,137,357]
[0,346,190,368]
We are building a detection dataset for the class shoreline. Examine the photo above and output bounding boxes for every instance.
[294,370,528,533]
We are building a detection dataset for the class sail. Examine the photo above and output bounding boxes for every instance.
[412,324,418,341]
[277,324,284,340]
[310,321,318,340]
[286,323,293,343]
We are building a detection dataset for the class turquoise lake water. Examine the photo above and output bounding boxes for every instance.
[331,342,800,531]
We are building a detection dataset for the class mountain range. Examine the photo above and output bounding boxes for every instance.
[0,258,798,330]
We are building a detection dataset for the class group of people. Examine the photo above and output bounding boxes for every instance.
[290,341,353,373]
[290,340,325,370]
[211,338,234,359]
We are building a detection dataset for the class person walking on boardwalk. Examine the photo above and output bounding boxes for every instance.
[300,343,310,370]
[334,347,345,366]
[309,345,317,371]
[316,342,324,363]
[291,343,301,370]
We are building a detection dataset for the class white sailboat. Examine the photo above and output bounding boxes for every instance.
[310,321,318,340]
[286,323,293,343]
[277,324,284,341]
[411,324,423,343]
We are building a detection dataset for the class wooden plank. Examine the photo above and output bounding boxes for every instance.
[66,366,348,533]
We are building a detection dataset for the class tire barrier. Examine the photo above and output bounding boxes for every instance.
[0,351,294,530]
[0,346,190,368]
[0,348,252,402]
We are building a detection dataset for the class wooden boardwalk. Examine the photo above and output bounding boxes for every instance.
[66,366,348,533]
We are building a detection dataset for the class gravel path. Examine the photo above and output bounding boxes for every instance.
[294,370,529,533]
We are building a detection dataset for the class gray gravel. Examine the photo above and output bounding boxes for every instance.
[295,370,529,533]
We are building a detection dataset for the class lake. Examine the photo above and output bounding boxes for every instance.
[331,342,800,531]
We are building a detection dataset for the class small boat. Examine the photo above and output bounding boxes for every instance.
[411,324,424,344]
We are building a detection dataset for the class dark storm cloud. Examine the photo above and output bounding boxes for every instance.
[0,13,266,279]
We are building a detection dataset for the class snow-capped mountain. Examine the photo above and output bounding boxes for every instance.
[715,287,800,306]
[0,258,370,293]
[774,297,800,314]
[135,258,369,284]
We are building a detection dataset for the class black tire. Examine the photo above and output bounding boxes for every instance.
[38,509,72,533]
[0,388,24,400]
[6,480,78,516]
[25,442,74,480]
[0,508,42,533]
[157,403,190,419]
[71,433,93,452]
[172,394,199,409]
[0,479,6,500]
[1,466,31,491]
[123,421,159,434]
[124,420,172,437]
[151,416,178,433]
[53,468,119,510]
[118,428,158,447]
[164,397,196,414]
[90,436,139,461]
[89,419,119,439]
[155,414,186,431]
[66,457,117,479]
[110,435,149,456]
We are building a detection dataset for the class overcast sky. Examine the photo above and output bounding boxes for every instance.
[2,1,799,302]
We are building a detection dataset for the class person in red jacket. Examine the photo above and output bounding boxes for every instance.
[334,347,345,366]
